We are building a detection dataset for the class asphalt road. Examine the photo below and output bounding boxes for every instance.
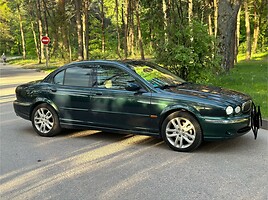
[0,64,267,200]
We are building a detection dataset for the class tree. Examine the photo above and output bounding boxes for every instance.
[252,0,260,54]
[36,0,44,62]
[235,7,241,63]
[244,0,251,60]
[83,0,90,60]
[136,0,144,59]
[1,0,267,75]
[100,0,105,53]
[74,0,83,60]
[217,0,241,71]
[17,2,26,59]
[213,0,218,37]
[205,0,213,35]
[115,0,121,58]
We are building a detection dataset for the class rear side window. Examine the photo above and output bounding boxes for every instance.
[54,65,96,87]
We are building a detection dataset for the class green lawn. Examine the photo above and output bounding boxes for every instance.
[206,53,268,118]
[8,57,64,73]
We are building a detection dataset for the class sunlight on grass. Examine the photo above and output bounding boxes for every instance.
[237,52,268,62]
[8,58,66,72]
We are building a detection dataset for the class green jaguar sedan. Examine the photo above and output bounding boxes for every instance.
[13,60,261,152]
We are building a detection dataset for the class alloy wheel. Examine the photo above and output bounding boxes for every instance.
[34,108,54,134]
[165,117,196,149]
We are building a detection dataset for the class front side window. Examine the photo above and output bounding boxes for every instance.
[95,65,136,90]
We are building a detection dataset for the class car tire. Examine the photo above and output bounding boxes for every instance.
[31,103,61,137]
[161,111,202,152]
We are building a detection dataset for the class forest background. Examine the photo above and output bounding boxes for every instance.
[0,0,267,79]
[0,0,267,116]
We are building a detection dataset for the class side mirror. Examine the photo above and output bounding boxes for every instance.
[125,83,141,91]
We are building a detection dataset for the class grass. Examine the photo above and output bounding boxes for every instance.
[8,57,65,73]
[206,52,268,118]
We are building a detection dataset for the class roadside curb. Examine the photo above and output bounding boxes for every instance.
[262,119,268,130]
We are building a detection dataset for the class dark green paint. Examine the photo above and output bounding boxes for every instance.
[13,60,253,140]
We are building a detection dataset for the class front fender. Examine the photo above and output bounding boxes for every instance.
[158,103,201,129]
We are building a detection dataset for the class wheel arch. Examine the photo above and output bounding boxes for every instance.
[30,98,60,118]
[158,105,203,134]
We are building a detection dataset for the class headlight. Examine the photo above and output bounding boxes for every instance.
[226,106,234,115]
[235,106,241,114]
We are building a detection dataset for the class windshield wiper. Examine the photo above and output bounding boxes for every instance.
[156,82,191,89]
[156,84,178,89]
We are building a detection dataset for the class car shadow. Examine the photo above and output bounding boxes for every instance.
[20,126,255,153]
[60,129,166,148]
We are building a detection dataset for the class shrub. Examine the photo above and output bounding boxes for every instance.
[154,21,222,83]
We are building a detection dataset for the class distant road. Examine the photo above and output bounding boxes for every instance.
[0,64,46,103]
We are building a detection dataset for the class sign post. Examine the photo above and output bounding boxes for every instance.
[41,36,50,68]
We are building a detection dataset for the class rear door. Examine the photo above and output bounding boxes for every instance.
[46,64,94,125]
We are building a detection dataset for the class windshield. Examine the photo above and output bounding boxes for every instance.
[126,61,185,88]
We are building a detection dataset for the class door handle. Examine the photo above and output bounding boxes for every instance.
[92,92,102,96]
[49,88,57,92]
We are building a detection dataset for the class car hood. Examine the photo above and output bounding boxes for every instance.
[164,83,251,105]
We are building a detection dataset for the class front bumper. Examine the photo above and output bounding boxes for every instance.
[13,100,32,120]
[201,115,251,141]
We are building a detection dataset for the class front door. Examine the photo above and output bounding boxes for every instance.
[89,64,152,132]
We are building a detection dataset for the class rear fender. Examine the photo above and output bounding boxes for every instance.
[30,97,60,117]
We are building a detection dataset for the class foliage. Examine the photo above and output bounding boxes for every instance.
[0,0,15,53]
[154,21,222,83]
[0,0,267,83]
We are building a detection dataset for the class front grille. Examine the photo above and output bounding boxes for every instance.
[242,100,252,113]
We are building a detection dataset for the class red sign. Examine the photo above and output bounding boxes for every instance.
[41,36,50,45]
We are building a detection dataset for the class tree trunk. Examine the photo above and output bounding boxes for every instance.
[122,1,128,59]
[83,0,89,60]
[188,0,193,24]
[206,0,213,35]
[99,0,105,53]
[74,0,84,61]
[252,1,260,54]
[42,0,50,67]
[115,0,121,58]
[36,0,44,62]
[217,0,241,71]
[135,0,144,60]
[57,0,71,61]
[188,0,193,43]
[31,21,39,60]
[68,31,72,61]
[17,4,26,59]
[213,0,218,37]
[244,0,251,60]
[128,0,134,56]
[235,7,241,63]
[162,0,168,43]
